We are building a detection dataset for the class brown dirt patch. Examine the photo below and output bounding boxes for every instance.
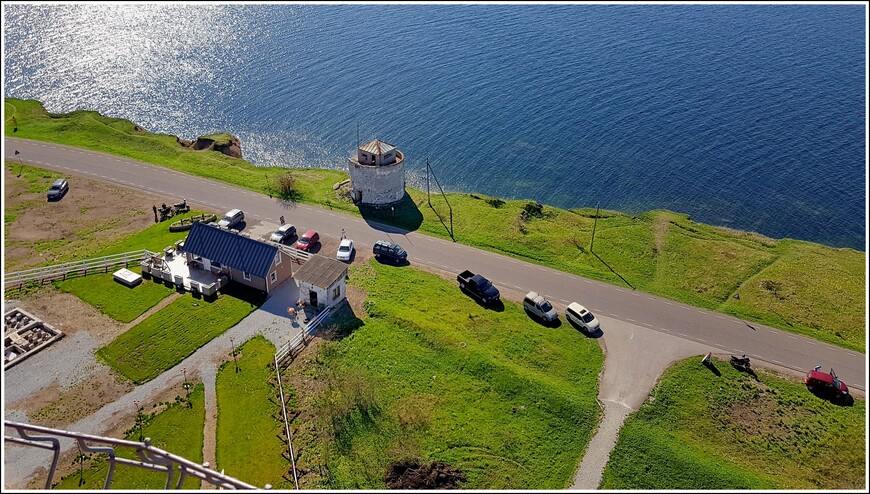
[653,214,669,254]
[3,165,167,271]
[384,460,466,489]
[12,286,125,344]
[24,369,134,428]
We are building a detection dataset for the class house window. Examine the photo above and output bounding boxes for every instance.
[243,271,251,281]
[332,286,341,300]
[270,272,277,283]
[275,251,282,266]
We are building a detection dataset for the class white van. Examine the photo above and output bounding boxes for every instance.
[565,302,600,333]
[523,291,558,323]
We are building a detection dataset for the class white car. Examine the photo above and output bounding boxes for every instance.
[336,238,354,262]
[565,302,600,333]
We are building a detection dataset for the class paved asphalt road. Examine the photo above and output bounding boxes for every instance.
[5,137,866,391]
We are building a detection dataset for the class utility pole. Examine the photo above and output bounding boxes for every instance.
[426,157,431,207]
[590,202,600,252]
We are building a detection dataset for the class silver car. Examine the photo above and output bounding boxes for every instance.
[218,209,244,229]
[523,291,559,323]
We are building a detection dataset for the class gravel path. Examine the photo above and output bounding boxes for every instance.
[4,280,303,489]
[569,316,714,489]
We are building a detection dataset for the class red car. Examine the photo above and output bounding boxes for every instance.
[805,368,850,399]
[294,230,319,251]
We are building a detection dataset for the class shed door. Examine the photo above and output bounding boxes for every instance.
[309,290,318,307]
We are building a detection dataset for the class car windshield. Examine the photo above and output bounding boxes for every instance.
[540,301,553,312]
[339,245,350,252]
[581,312,595,323]
[50,185,62,191]
[222,214,234,221]
[299,237,310,244]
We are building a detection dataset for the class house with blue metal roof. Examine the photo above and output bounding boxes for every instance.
[182,222,293,294]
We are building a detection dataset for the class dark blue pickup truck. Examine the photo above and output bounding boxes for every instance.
[457,270,501,305]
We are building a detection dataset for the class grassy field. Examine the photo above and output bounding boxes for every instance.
[600,358,866,490]
[214,335,292,489]
[95,284,261,384]
[5,98,865,351]
[286,260,603,489]
[55,383,205,490]
[53,267,173,323]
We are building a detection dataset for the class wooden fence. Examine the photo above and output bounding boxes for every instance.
[4,250,157,291]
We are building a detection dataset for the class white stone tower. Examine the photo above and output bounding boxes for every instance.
[347,139,405,205]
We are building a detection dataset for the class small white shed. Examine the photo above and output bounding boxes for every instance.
[293,255,348,310]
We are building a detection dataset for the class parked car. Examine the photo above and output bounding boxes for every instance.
[805,368,850,400]
[294,230,320,252]
[336,238,354,262]
[46,178,69,201]
[270,224,297,244]
[565,302,600,333]
[218,208,245,229]
[523,291,558,323]
[457,270,500,305]
[372,240,407,264]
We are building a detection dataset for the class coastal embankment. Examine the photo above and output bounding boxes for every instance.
[3,98,866,352]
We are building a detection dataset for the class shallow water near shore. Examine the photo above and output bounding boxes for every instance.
[2,3,866,249]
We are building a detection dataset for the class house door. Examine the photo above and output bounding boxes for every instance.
[203,258,211,272]
[309,290,318,307]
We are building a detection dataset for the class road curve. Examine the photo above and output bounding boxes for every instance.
[5,137,866,390]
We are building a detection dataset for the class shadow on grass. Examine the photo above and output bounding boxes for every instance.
[592,251,634,290]
[524,309,563,328]
[357,192,423,234]
[703,360,722,376]
[318,300,365,342]
[567,319,604,338]
[374,256,410,267]
[462,294,504,312]
[807,387,855,407]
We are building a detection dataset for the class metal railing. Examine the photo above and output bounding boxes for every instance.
[4,421,259,490]
[4,250,157,290]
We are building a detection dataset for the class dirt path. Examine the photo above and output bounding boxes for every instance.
[200,363,218,490]
[570,316,714,489]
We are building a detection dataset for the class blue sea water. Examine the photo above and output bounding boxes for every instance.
[2,3,866,249]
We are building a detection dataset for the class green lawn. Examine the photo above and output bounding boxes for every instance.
[96,284,261,384]
[287,260,603,489]
[215,335,290,489]
[55,383,205,490]
[53,267,174,323]
[600,358,866,489]
[5,98,865,351]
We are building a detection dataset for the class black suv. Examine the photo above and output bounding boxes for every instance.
[47,178,69,201]
[373,240,407,264]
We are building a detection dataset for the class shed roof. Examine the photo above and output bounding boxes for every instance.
[184,222,278,279]
[293,255,348,288]
[358,139,396,156]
